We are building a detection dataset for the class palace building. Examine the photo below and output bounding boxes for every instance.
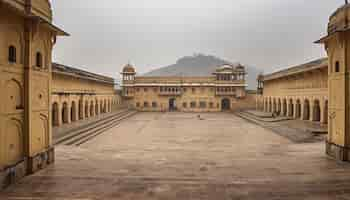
[0,0,67,186]
[121,63,248,112]
[51,63,122,128]
[317,3,350,161]
[257,58,329,124]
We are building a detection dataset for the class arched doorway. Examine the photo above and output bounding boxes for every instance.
[71,101,77,122]
[79,100,83,120]
[52,102,59,126]
[62,102,69,124]
[221,98,230,111]
[90,101,94,117]
[313,100,321,122]
[303,99,310,120]
[296,100,301,119]
[169,98,176,111]
[85,101,89,118]
[282,99,287,116]
[289,99,294,117]
[95,100,99,115]
[277,99,281,115]
[324,100,328,124]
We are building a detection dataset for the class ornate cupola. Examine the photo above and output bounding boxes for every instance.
[121,63,136,83]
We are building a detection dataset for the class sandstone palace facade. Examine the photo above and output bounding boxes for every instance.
[121,64,248,112]
[256,58,329,124]
[0,0,67,185]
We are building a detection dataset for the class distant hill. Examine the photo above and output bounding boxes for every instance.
[143,54,262,90]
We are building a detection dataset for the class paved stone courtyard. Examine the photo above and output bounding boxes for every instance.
[2,112,350,199]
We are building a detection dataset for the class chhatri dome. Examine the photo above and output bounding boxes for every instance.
[122,63,136,74]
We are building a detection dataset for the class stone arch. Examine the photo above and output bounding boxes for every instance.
[52,102,59,126]
[282,99,287,116]
[4,119,23,165]
[296,99,301,118]
[277,98,281,115]
[104,99,107,113]
[62,102,69,124]
[108,99,111,112]
[324,100,328,124]
[312,99,321,122]
[4,26,24,64]
[95,99,99,115]
[79,99,84,120]
[85,101,89,118]
[100,100,103,113]
[273,98,277,113]
[288,99,294,117]
[38,114,49,150]
[90,100,94,117]
[269,98,272,112]
[5,79,23,112]
[303,99,310,120]
[71,101,77,122]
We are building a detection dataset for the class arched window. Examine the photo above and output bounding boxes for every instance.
[8,46,16,63]
[335,61,340,73]
[36,52,43,68]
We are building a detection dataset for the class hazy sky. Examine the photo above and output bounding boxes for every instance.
[52,0,345,79]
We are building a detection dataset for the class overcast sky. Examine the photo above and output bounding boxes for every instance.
[52,0,345,79]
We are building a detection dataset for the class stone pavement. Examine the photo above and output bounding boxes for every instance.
[1,112,350,200]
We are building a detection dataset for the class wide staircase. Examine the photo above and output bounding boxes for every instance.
[54,109,137,146]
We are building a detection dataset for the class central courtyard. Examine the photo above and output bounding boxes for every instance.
[2,112,350,199]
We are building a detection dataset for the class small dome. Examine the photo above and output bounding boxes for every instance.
[216,64,233,72]
[122,64,136,73]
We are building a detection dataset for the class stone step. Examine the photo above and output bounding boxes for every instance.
[66,111,138,146]
[54,109,135,145]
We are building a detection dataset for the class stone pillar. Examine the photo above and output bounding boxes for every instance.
[310,101,315,121]
[74,103,79,122]
[320,100,326,124]
[67,102,71,124]
[293,102,298,119]
[300,101,305,120]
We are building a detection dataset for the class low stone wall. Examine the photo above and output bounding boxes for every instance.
[231,93,256,111]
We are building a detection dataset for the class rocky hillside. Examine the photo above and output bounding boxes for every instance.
[143,54,261,90]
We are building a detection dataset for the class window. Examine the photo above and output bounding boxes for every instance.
[209,102,214,108]
[182,102,187,108]
[8,46,16,63]
[183,88,187,92]
[335,61,340,73]
[153,88,157,92]
[136,88,140,92]
[200,101,206,108]
[152,102,157,108]
[190,101,196,108]
[144,88,148,92]
[192,88,196,93]
[136,102,140,107]
[36,52,43,68]
[144,101,149,107]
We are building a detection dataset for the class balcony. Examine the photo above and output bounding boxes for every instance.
[215,91,237,96]
[159,91,182,96]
